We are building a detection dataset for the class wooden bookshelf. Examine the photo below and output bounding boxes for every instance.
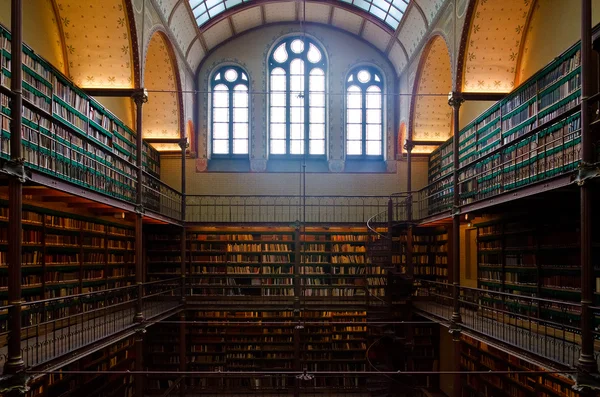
[427,41,584,213]
[397,227,450,284]
[0,24,161,205]
[0,201,135,333]
[26,337,135,397]
[460,335,581,397]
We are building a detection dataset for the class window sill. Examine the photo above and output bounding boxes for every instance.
[203,158,389,173]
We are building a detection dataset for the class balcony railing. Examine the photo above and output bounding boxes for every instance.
[0,278,181,371]
[413,279,594,368]
[143,171,183,221]
[186,195,409,224]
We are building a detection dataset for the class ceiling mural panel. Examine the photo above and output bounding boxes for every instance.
[155,0,180,19]
[361,20,391,52]
[143,32,181,148]
[398,6,427,58]
[202,19,233,50]
[331,7,363,35]
[186,38,205,70]
[54,0,134,88]
[301,3,332,24]
[412,36,452,143]
[388,41,408,75]
[264,2,296,23]
[169,3,198,54]
[462,0,534,93]
[231,6,263,33]
[415,0,445,24]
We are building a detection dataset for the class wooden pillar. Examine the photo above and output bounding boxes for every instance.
[452,335,462,397]
[4,0,25,375]
[578,0,599,378]
[448,92,464,324]
[133,90,147,323]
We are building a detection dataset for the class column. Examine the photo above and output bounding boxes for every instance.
[578,0,599,379]
[448,92,464,325]
[180,139,187,302]
[4,0,25,375]
[404,140,415,278]
[132,90,148,323]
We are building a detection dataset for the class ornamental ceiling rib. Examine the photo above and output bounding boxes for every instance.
[188,0,409,30]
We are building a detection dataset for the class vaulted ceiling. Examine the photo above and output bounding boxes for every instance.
[160,0,447,76]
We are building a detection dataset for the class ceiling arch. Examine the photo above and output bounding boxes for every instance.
[52,0,138,88]
[461,0,535,93]
[143,31,183,152]
[410,34,452,154]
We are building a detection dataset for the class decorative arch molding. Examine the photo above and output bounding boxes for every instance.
[143,30,184,151]
[408,34,452,154]
[459,0,536,93]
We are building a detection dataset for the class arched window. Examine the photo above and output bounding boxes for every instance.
[346,66,383,158]
[269,36,327,157]
[211,65,249,156]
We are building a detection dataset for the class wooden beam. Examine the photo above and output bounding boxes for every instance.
[462,92,507,102]
[83,88,142,98]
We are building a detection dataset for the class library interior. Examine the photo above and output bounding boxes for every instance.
[1,0,600,396]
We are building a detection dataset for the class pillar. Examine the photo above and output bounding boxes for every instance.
[577,0,599,379]
[133,90,148,323]
[448,92,464,324]
[4,0,25,375]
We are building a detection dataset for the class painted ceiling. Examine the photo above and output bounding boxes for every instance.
[54,0,135,88]
[412,36,452,144]
[154,0,449,76]
[143,32,182,151]
[462,0,534,93]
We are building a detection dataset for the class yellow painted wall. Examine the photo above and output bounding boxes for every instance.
[160,157,429,196]
[519,0,600,83]
[0,0,66,73]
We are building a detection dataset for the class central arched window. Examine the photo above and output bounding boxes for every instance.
[346,66,383,158]
[211,65,249,157]
[269,37,327,157]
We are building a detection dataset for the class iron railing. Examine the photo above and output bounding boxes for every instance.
[413,279,592,368]
[186,195,405,224]
[142,171,183,221]
[0,279,181,370]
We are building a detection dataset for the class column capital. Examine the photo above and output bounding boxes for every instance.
[131,89,148,106]
[448,91,465,109]
[178,138,189,151]
[403,139,415,152]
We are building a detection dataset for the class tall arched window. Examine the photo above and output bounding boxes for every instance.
[211,65,249,156]
[269,37,327,156]
[346,67,383,158]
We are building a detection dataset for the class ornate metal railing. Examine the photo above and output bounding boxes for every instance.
[186,195,407,224]
[143,172,183,221]
[0,279,181,370]
[413,279,589,368]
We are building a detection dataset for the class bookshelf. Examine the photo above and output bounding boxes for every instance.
[26,336,135,397]
[0,24,161,205]
[460,334,581,397]
[186,227,378,299]
[426,41,584,212]
[475,212,593,331]
[0,201,135,332]
[397,227,449,284]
